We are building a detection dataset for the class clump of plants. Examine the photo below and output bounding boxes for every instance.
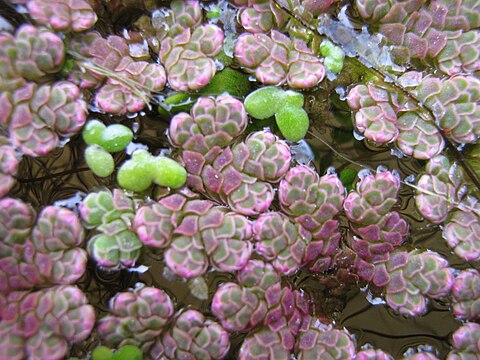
[245,86,310,141]
[1,0,479,359]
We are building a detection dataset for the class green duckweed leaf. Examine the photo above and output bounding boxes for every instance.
[85,144,115,177]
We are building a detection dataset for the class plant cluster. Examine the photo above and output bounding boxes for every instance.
[0,0,479,359]
[235,29,326,88]
[68,30,167,114]
[79,189,143,270]
[347,73,480,158]
[0,198,94,359]
[82,120,133,177]
[354,0,480,75]
[117,150,187,192]
[245,86,310,141]
[96,284,230,359]
[0,137,20,198]
[319,39,345,74]
[0,24,88,156]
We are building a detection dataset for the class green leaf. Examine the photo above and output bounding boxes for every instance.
[284,90,304,108]
[82,120,106,145]
[206,5,221,19]
[117,150,154,192]
[244,86,286,119]
[319,39,335,57]
[85,145,115,177]
[324,57,343,74]
[275,105,309,142]
[152,156,187,189]
[340,168,358,191]
[200,68,251,98]
[162,93,198,115]
[99,124,133,152]
[112,345,142,360]
[92,346,113,360]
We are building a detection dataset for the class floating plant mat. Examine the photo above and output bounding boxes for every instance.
[1,0,480,359]
[10,100,465,359]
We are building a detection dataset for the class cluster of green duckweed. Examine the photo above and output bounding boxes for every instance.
[82,120,185,191]
[117,150,187,192]
[319,39,345,74]
[91,345,142,360]
[82,120,133,177]
[244,86,309,142]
